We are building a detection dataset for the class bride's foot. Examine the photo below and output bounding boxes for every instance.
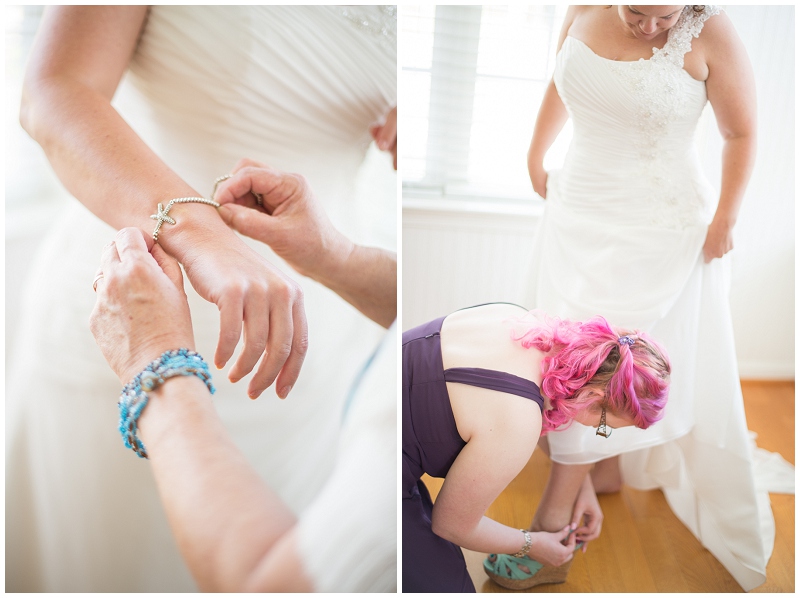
[483,553,573,590]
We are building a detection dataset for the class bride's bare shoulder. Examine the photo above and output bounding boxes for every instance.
[563,5,588,30]
[692,10,749,78]
[569,5,610,20]
[564,5,612,37]
[694,10,740,53]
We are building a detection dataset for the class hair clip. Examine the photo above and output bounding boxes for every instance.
[596,407,612,438]
[618,335,636,347]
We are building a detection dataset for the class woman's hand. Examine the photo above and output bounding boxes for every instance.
[369,106,397,169]
[90,227,194,384]
[571,475,603,549]
[702,216,735,263]
[215,159,352,282]
[530,166,548,199]
[702,12,755,264]
[529,524,577,567]
[179,228,307,399]
[215,159,397,327]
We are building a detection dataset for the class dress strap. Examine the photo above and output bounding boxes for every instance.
[452,301,529,314]
[655,5,721,69]
[444,367,545,411]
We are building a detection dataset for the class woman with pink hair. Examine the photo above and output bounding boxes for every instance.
[402,302,671,592]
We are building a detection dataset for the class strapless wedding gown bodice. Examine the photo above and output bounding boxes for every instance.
[556,36,714,228]
[117,5,396,236]
[541,6,719,327]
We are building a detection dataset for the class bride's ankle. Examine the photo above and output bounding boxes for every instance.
[528,515,570,534]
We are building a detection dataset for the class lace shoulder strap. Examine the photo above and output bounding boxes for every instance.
[654,5,721,68]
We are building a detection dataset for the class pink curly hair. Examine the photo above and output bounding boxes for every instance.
[512,312,671,434]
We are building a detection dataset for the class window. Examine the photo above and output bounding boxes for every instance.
[400,5,569,204]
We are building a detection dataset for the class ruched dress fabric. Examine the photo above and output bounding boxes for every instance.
[403,316,545,593]
[6,6,396,592]
[523,6,789,590]
[296,325,397,592]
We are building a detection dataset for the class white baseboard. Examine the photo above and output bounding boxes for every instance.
[737,361,795,381]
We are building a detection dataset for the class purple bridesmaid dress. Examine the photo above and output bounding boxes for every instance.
[402,314,545,592]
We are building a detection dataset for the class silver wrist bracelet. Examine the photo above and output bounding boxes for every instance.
[512,529,532,558]
[150,196,220,242]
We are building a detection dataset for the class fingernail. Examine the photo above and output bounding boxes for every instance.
[248,390,260,400]
[279,385,292,399]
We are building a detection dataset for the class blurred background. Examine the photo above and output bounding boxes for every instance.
[400,5,794,380]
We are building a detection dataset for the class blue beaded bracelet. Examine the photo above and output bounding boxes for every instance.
[119,348,215,459]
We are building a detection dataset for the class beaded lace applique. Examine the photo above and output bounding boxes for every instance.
[609,5,719,228]
[653,5,721,69]
[335,5,397,53]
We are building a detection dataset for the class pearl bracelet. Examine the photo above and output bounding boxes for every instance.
[512,529,532,558]
[150,197,220,242]
[118,348,215,459]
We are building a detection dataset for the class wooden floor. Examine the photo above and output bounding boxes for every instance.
[421,380,794,593]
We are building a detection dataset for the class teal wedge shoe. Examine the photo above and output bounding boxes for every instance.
[483,542,583,590]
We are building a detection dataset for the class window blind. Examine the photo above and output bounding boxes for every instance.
[401,4,569,203]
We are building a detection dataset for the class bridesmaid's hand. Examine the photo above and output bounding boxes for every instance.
[531,167,548,199]
[702,216,735,263]
[571,475,602,548]
[529,524,577,567]
[90,228,195,385]
[370,105,397,170]
[180,228,307,399]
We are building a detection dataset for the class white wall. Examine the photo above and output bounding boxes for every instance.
[402,200,541,325]
[700,6,795,378]
[402,6,794,380]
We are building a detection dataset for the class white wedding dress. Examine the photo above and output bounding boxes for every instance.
[6,6,396,592]
[524,6,792,591]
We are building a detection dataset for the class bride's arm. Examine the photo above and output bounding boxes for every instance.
[527,7,577,198]
[21,6,307,398]
[21,7,189,238]
[701,12,757,263]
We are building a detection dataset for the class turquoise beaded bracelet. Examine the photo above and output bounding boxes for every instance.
[119,348,215,459]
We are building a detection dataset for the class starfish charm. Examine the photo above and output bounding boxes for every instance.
[150,203,176,226]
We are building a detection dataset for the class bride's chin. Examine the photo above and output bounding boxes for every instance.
[633,26,665,41]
